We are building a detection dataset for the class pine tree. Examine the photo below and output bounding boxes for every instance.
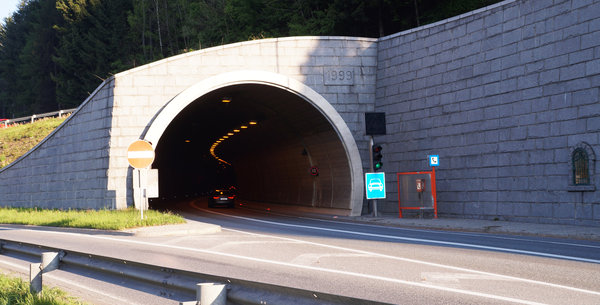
[0,0,501,116]
[54,0,134,108]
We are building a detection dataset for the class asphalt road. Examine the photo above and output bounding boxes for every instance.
[1,198,599,305]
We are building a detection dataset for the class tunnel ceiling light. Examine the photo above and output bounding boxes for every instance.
[208,121,255,167]
[221,97,231,103]
[185,139,191,143]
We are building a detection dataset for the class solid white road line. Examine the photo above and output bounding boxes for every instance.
[197,205,600,264]
[192,204,600,296]
[286,212,600,250]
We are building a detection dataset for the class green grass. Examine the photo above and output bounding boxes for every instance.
[0,273,86,305]
[0,207,185,230]
[0,117,66,169]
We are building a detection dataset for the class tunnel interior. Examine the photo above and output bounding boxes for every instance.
[151,84,352,211]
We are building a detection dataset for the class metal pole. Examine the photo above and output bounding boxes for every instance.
[369,136,378,217]
[30,263,42,294]
[373,200,379,218]
[369,136,374,173]
[143,168,148,218]
[138,168,143,220]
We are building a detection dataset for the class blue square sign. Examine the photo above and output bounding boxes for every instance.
[365,172,386,199]
[429,155,439,167]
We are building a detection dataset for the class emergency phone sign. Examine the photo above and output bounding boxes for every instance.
[428,155,439,167]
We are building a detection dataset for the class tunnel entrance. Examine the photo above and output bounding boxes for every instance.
[144,71,363,216]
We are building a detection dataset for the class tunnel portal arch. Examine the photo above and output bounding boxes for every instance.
[144,71,363,216]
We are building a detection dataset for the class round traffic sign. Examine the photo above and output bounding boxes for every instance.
[127,140,155,169]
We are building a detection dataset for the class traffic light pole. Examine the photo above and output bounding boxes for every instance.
[369,136,378,217]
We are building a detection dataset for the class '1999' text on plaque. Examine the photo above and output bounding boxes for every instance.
[324,68,354,85]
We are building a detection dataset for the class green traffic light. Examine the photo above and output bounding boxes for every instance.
[375,161,382,170]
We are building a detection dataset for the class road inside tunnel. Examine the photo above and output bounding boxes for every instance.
[149,83,355,214]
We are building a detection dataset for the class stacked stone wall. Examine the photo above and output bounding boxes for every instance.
[0,81,115,209]
[377,0,600,225]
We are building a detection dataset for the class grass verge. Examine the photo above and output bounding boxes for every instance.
[0,273,86,305]
[0,117,66,169]
[0,207,185,230]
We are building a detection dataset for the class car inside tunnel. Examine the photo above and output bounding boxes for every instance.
[150,83,353,213]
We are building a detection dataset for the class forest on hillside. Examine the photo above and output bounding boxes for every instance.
[0,0,500,118]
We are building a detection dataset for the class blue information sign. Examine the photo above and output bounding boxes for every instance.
[429,155,439,167]
[365,172,386,199]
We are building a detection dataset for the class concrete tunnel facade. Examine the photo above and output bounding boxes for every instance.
[0,37,378,216]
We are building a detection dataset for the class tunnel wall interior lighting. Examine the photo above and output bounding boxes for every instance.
[209,122,258,165]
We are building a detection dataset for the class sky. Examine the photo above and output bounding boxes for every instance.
[0,0,21,23]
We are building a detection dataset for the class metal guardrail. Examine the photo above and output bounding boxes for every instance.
[1,108,77,127]
[0,239,384,305]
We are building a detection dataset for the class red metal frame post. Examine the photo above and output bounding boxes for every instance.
[397,169,438,219]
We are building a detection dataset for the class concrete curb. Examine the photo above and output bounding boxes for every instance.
[332,216,600,241]
[121,220,221,237]
[0,221,222,237]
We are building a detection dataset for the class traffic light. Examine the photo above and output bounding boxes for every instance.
[373,144,383,171]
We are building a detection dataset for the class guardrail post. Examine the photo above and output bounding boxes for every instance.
[29,263,42,294]
[31,114,36,123]
[41,251,61,272]
[197,282,227,305]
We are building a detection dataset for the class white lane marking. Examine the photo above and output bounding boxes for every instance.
[221,227,600,297]
[447,232,600,249]
[0,258,140,305]
[2,230,547,305]
[422,272,514,283]
[291,253,371,265]
[198,205,600,264]
[192,205,600,296]
[234,204,600,251]
[288,213,600,250]
[208,240,299,252]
